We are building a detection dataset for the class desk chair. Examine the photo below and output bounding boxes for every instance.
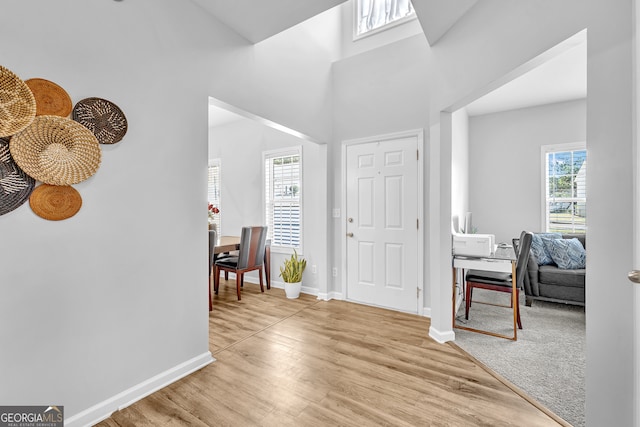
[213,226,268,301]
[464,231,533,330]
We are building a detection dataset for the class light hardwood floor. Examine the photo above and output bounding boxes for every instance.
[97,279,568,426]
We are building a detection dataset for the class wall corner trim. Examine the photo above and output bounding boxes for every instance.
[429,326,455,344]
[65,352,215,427]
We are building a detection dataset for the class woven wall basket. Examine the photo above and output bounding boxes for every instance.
[10,115,102,185]
[73,97,127,144]
[0,65,36,138]
[0,137,35,215]
[25,78,73,117]
[29,183,81,221]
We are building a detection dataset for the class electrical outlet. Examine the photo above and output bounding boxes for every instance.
[332,267,338,277]
[332,208,340,218]
[311,265,317,274]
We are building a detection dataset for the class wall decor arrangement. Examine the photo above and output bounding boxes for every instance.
[0,64,128,220]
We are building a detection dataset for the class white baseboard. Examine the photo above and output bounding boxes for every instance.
[317,291,343,301]
[429,326,455,344]
[65,352,215,427]
[422,307,432,318]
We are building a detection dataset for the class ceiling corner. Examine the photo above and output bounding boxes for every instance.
[413,0,478,46]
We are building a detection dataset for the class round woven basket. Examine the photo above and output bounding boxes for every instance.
[10,115,102,185]
[0,66,36,138]
[25,78,73,117]
[73,97,127,144]
[0,137,35,215]
[29,183,82,221]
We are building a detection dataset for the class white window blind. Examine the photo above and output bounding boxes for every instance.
[543,145,586,234]
[264,149,302,250]
[208,159,221,234]
[355,0,415,37]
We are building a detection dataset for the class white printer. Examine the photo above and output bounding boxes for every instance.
[452,233,495,257]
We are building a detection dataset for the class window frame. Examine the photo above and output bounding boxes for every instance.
[263,147,303,254]
[352,0,417,40]
[208,158,222,235]
[541,142,587,234]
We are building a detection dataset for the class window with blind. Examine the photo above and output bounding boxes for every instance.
[355,0,415,38]
[264,148,302,251]
[208,159,221,234]
[543,144,586,234]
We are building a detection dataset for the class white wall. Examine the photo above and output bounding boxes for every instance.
[0,1,221,423]
[451,108,470,231]
[208,118,327,293]
[424,0,635,424]
[468,99,586,243]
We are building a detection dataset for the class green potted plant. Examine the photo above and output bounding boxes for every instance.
[279,249,307,299]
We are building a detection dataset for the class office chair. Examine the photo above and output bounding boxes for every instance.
[464,231,533,330]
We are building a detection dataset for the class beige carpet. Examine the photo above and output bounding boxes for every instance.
[454,289,585,427]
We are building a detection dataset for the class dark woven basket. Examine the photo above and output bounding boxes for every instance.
[0,137,35,215]
[72,97,127,144]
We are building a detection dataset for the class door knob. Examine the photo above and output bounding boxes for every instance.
[346,232,354,237]
[628,270,640,283]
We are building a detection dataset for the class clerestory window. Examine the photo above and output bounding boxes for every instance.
[355,0,416,38]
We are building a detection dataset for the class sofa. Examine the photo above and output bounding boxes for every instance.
[523,233,586,306]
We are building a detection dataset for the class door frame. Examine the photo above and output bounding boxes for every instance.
[340,129,425,315]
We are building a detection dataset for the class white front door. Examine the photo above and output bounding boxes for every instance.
[345,136,419,313]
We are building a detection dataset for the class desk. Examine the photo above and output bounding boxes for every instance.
[213,235,271,290]
[452,246,518,340]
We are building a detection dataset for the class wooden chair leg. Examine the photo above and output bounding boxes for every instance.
[465,283,472,320]
[213,266,220,294]
[225,271,229,280]
[236,273,242,300]
[516,290,522,329]
[209,271,213,312]
[258,266,264,292]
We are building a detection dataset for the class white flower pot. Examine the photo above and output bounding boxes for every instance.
[284,281,302,299]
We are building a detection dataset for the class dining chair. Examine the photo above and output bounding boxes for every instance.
[213,226,268,301]
[208,229,217,311]
[464,231,533,329]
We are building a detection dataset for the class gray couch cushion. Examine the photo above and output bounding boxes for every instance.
[539,283,585,304]
[538,265,585,288]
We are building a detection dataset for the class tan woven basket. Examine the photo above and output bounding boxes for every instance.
[29,183,82,221]
[10,115,102,185]
[0,65,36,138]
[25,78,73,117]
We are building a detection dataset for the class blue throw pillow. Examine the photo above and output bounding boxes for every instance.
[546,238,586,269]
[531,233,562,265]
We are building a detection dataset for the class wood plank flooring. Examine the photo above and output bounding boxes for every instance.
[97,279,567,426]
